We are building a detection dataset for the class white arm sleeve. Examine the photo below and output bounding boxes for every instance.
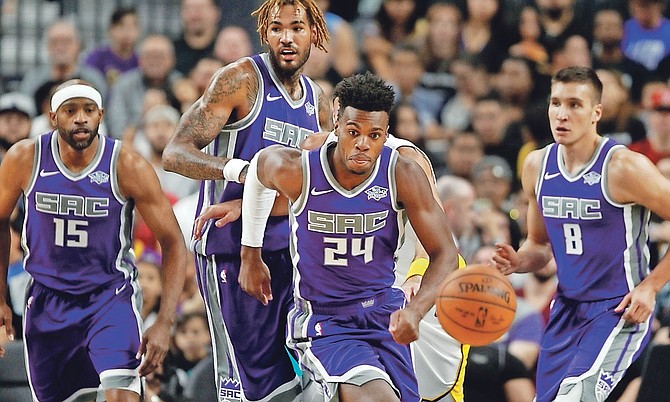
[241,153,277,247]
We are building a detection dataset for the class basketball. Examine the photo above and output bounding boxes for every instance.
[435,264,517,346]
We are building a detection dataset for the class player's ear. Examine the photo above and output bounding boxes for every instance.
[311,26,318,45]
[48,111,57,128]
[333,121,340,136]
[592,103,602,124]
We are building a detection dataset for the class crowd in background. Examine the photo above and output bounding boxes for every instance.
[1,0,670,401]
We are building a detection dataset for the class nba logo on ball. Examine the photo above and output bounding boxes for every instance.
[436,264,517,346]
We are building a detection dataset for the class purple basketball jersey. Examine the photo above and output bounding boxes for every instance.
[538,138,650,301]
[194,53,323,257]
[23,132,136,295]
[291,144,405,304]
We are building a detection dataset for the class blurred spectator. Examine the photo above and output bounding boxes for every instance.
[460,0,508,73]
[173,0,220,75]
[471,156,522,249]
[0,92,35,160]
[535,0,592,55]
[213,25,253,66]
[471,95,523,176]
[509,4,550,66]
[595,68,646,145]
[303,0,360,86]
[437,130,484,179]
[162,311,212,400]
[358,0,425,81]
[420,2,461,101]
[19,18,107,101]
[492,285,544,370]
[493,56,544,123]
[516,101,552,179]
[591,7,649,104]
[107,34,183,139]
[629,86,670,164]
[439,54,491,136]
[188,57,224,96]
[623,0,670,72]
[30,80,60,138]
[137,248,163,331]
[549,34,592,74]
[435,175,481,263]
[517,258,557,326]
[389,44,444,130]
[137,105,200,200]
[463,343,535,402]
[171,55,224,114]
[83,6,140,90]
[389,101,425,150]
[471,155,514,212]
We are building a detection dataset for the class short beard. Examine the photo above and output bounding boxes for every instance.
[268,47,310,80]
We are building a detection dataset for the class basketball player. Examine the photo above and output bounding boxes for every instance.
[239,73,460,401]
[0,80,187,402]
[161,1,332,400]
[491,66,670,402]
[302,100,469,402]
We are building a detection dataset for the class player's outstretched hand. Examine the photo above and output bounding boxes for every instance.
[401,275,422,302]
[136,318,171,376]
[614,280,657,324]
[490,242,520,275]
[0,301,15,358]
[193,199,242,240]
[389,308,421,345]
[240,246,273,305]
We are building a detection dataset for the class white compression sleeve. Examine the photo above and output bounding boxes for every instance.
[241,153,277,247]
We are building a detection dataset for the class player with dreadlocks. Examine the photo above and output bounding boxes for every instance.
[162,1,332,401]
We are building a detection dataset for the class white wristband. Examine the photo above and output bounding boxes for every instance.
[241,153,277,247]
[223,158,249,183]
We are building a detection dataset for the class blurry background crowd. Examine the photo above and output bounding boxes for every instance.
[1,0,670,401]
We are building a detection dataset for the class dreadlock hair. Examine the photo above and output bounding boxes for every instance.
[333,72,395,119]
[252,0,329,52]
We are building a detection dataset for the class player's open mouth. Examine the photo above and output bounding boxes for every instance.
[73,129,90,139]
[280,49,297,61]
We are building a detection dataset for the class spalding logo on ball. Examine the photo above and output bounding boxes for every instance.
[436,263,517,346]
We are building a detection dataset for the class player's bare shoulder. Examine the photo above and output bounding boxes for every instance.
[115,141,159,197]
[205,58,259,110]
[1,138,37,189]
[605,146,658,204]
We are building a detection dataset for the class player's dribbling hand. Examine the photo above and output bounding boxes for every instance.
[0,302,15,358]
[614,280,656,324]
[240,246,273,305]
[192,199,242,240]
[389,308,420,345]
[490,242,520,275]
[136,317,172,376]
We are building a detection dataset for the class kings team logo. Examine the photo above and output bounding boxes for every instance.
[220,377,241,401]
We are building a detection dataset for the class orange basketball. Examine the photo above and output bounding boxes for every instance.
[436,264,517,346]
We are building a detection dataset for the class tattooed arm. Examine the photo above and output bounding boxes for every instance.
[316,84,333,132]
[162,59,259,180]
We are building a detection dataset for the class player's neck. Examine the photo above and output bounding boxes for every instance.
[559,133,602,173]
[56,133,100,172]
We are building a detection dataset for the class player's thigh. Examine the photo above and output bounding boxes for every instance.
[340,379,400,402]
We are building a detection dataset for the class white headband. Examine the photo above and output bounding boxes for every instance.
[50,85,103,112]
